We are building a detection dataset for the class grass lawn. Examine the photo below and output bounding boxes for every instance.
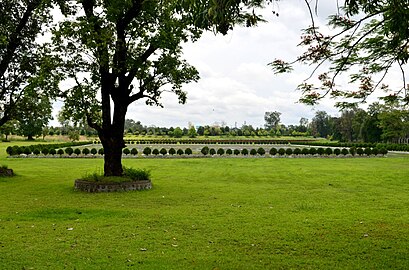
[0,141,409,269]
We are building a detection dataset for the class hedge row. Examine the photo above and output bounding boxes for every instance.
[6,141,92,156]
[294,141,409,152]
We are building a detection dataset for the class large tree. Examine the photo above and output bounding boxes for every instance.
[55,0,268,176]
[0,0,62,127]
[270,0,409,107]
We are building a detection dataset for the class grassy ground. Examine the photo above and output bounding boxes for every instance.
[0,141,409,269]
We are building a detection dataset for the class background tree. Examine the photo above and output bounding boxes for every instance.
[310,111,332,138]
[264,111,281,130]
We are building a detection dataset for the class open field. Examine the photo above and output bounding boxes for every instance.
[1,141,409,269]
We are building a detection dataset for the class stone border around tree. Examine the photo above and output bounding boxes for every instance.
[74,179,152,192]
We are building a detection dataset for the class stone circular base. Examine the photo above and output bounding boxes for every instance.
[0,168,14,177]
[74,179,152,192]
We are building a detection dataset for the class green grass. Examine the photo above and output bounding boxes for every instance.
[1,141,409,269]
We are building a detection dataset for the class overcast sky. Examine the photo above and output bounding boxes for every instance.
[52,1,349,128]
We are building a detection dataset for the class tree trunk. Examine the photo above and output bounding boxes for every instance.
[101,134,124,176]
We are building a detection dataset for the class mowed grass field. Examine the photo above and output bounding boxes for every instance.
[0,142,409,269]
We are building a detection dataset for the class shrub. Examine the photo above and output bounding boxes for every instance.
[233,149,240,155]
[160,148,167,155]
[122,148,130,155]
[278,148,285,156]
[285,148,293,155]
[356,148,364,156]
[168,148,176,155]
[24,147,32,155]
[143,147,152,155]
[334,148,341,156]
[379,148,388,155]
[98,148,104,155]
[309,148,317,155]
[209,148,216,155]
[257,147,265,156]
[301,148,309,155]
[293,148,301,155]
[217,148,225,155]
[325,148,333,155]
[201,146,209,155]
[91,148,98,155]
[364,147,372,156]
[317,148,324,155]
[250,149,257,155]
[57,149,64,155]
[372,148,379,156]
[123,166,151,180]
[65,147,74,156]
[349,146,356,156]
[33,149,41,155]
[6,146,13,156]
[269,148,277,156]
[17,147,24,155]
[341,148,349,155]
[177,149,184,155]
[74,148,81,155]
[82,148,90,155]
[152,149,159,155]
[131,148,138,156]
[226,149,233,155]
[42,148,49,155]
[49,149,57,155]
[241,149,249,155]
[185,148,192,155]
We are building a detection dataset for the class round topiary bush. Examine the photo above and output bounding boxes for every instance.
[317,148,325,156]
[301,148,309,155]
[285,148,293,155]
[325,147,333,155]
[82,148,90,155]
[42,148,50,156]
[57,149,64,155]
[98,148,104,155]
[33,149,41,155]
[349,146,357,156]
[226,149,233,155]
[49,149,57,155]
[257,147,265,156]
[334,148,341,156]
[356,148,364,156]
[131,148,138,155]
[152,149,159,155]
[209,148,216,155]
[168,148,176,155]
[241,149,249,155]
[217,148,225,155]
[65,147,74,156]
[185,148,192,155]
[250,149,257,156]
[143,147,152,156]
[74,148,81,155]
[91,148,98,155]
[379,148,388,155]
[233,149,240,155]
[123,148,130,155]
[160,148,167,156]
[269,148,277,156]
[201,146,209,155]
[293,148,301,155]
[309,148,317,155]
[341,148,349,155]
[372,148,379,156]
[278,148,285,156]
[24,147,32,155]
[177,149,184,155]
[364,147,372,156]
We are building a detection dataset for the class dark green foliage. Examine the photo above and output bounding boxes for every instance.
[257,147,265,155]
[152,149,159,155]
[131,148,138,156]
[6,147,13,156]
[91,148,97,155]
[201,146,209,155]
[285,148,293,155]
[341,148,349,155]
[123,148,130,155]
[217,148,225,155]
[57,149,64,155]
[41,148,49,155]
[82,148,90,155]
[364,147,372,156]
[301,148,310,155]
[143,147,152,155]
[168,148,176,155]
[233,149,240,155]
[379,148,388,155]
[23,147,31,155]
[334,148,341,156]
[309,148,317,155]
[293,148,301,155]
[325,148,333,155]
[241,149,249,155]
[250,149,257,155]
[33,149,41,155]
[356,148,364,156]
[74,148,81,155]
[177,149,184,155]
[317,148,325,155]
[269,148,277,156]
[49,149,56,155]
[349,147,356,156]
[123,167,151,180]
[226,149,233,155]
[65,147,73,155]
[185,148,192,155]
[209,148,216,155]
[98,148,104,155]
[278,148,285,156]
[372,148,379,155]
[160,148,167,155]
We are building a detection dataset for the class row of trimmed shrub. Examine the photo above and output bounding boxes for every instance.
[294,141,409,152]
[6,141,93,156]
